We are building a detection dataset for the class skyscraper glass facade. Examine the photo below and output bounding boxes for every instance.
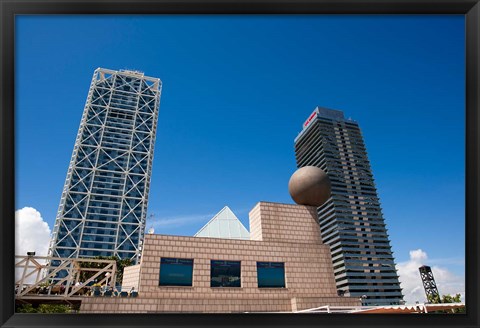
[294,107,403,305]
[48,68,161,263]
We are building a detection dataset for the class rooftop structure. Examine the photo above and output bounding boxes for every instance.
[194,206,249,240]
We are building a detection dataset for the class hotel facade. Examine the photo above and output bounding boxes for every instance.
[294,107,403,305]
[48,68,162,263]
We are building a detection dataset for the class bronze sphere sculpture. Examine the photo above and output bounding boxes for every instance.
[288,166,331,207]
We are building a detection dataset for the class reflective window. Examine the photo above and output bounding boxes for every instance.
[159,258,193,287]
[210,260,241,287]
[257,262,285,288]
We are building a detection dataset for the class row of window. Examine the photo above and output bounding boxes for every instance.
[159,258,285,289]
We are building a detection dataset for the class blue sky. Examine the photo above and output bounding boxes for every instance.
[16,15,465,288]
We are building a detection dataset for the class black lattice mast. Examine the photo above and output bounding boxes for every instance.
[419,265,440,302]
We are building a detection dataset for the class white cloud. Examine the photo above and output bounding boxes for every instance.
[15,207,51,256]
[148,212,214,230]
[15,207,52,284]
[147,207,250,231]
[396,249,465,304]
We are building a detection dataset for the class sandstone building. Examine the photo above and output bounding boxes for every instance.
[80,202,359,313]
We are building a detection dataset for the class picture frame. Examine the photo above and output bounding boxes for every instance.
[1,1,478,327]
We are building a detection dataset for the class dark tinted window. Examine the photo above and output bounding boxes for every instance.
[210,260,241,287]
[257,262,285,288]
[159,258,193,286]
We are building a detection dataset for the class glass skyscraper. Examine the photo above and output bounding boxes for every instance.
[48,68,161,264]
[294,107,403,306]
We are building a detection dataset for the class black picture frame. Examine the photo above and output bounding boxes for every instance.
[1,1,478,327]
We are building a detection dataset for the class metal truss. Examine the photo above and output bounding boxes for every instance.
[48,68,162,263]
[419,265,440,301]
[294,303,465,314]
[15,255,116,300]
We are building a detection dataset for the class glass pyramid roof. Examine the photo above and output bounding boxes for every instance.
[194,206,250,240]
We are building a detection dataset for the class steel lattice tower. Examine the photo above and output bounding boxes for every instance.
[294,107,404,306]
[419,265,440,302]
[48,68,162,264]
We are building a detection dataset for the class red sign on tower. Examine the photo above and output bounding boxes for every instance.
[303,110,318,128]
